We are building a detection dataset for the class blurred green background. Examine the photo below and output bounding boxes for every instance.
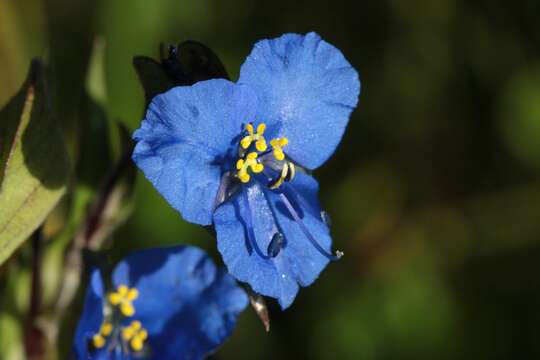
[1,0,540,359]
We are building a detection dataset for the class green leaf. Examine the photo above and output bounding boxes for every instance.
[0,312,24,360]
[0,60,69,265]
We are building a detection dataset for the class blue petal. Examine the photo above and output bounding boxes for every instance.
[73,270,105,359]
[112,246,248,360]
[214,173,332,309]
[132,79,258,225]
[238,32,360,169]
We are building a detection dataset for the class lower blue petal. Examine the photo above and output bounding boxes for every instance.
[214,174,331,309]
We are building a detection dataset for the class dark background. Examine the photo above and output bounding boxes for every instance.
[1,0,540,358]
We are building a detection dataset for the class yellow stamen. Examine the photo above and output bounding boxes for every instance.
[91,314,148,353]
[100,322,113,336]
[108,284,138,317]
[131,337,144,351]
[236,159,244,170]
[126,288,138,301]
[117,285,128,296]
[255,139,267,152]
[138,329,148,340]
[108,293,121,305]
[274,148,285,161]
[239,173,251,183]
[270,138,288,161]
[236,152,264,183]
[122,321,148,352]
[122,326,135,341]
[92,334,106,348]
[240,136,252,149]
[252,163,264,173]
[121,302,135,317]
[240,122,267,150]
[131,320,142,330]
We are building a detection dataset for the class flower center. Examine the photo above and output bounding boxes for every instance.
[90,284,149,356]
[222,124,344,262]
[235,122,294,188]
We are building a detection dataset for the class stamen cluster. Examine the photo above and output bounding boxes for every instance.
[108,284,138,317]
[121,320,148,352]
[235,122,291,186]
[91,284,149,355]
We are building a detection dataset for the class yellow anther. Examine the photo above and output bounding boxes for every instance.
[91,321,114,349]
[131,337,144,351]
[236,159,244,170]
[121,302,135,317]
[270,138,288,161]
[138,329,148,341]
[122,321,148,352]
[240,137,252,149]
[237,152,264,183]
[252,163,264,173]
[255,139,267,152]
[126,288,138,301]
[100,322,113,337]
[92,334,106,348]
[239,172,250,183]
[108,285,138,317]
[274,149,285,161]
[240,123,267,150]
[117,285,128,296]
[91,318,148,353]
[108,292,121,305]
[122,326,135,341]
[131,320,142,330]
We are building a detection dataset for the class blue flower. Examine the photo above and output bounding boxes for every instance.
[132,32,360,308]
[73,246,248,359]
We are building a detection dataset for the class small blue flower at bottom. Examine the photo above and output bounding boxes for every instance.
[133,32,361,308]
[73,245,248,360]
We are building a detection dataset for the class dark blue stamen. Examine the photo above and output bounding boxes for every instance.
[278,191,342,261]
[267,232,285,257]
